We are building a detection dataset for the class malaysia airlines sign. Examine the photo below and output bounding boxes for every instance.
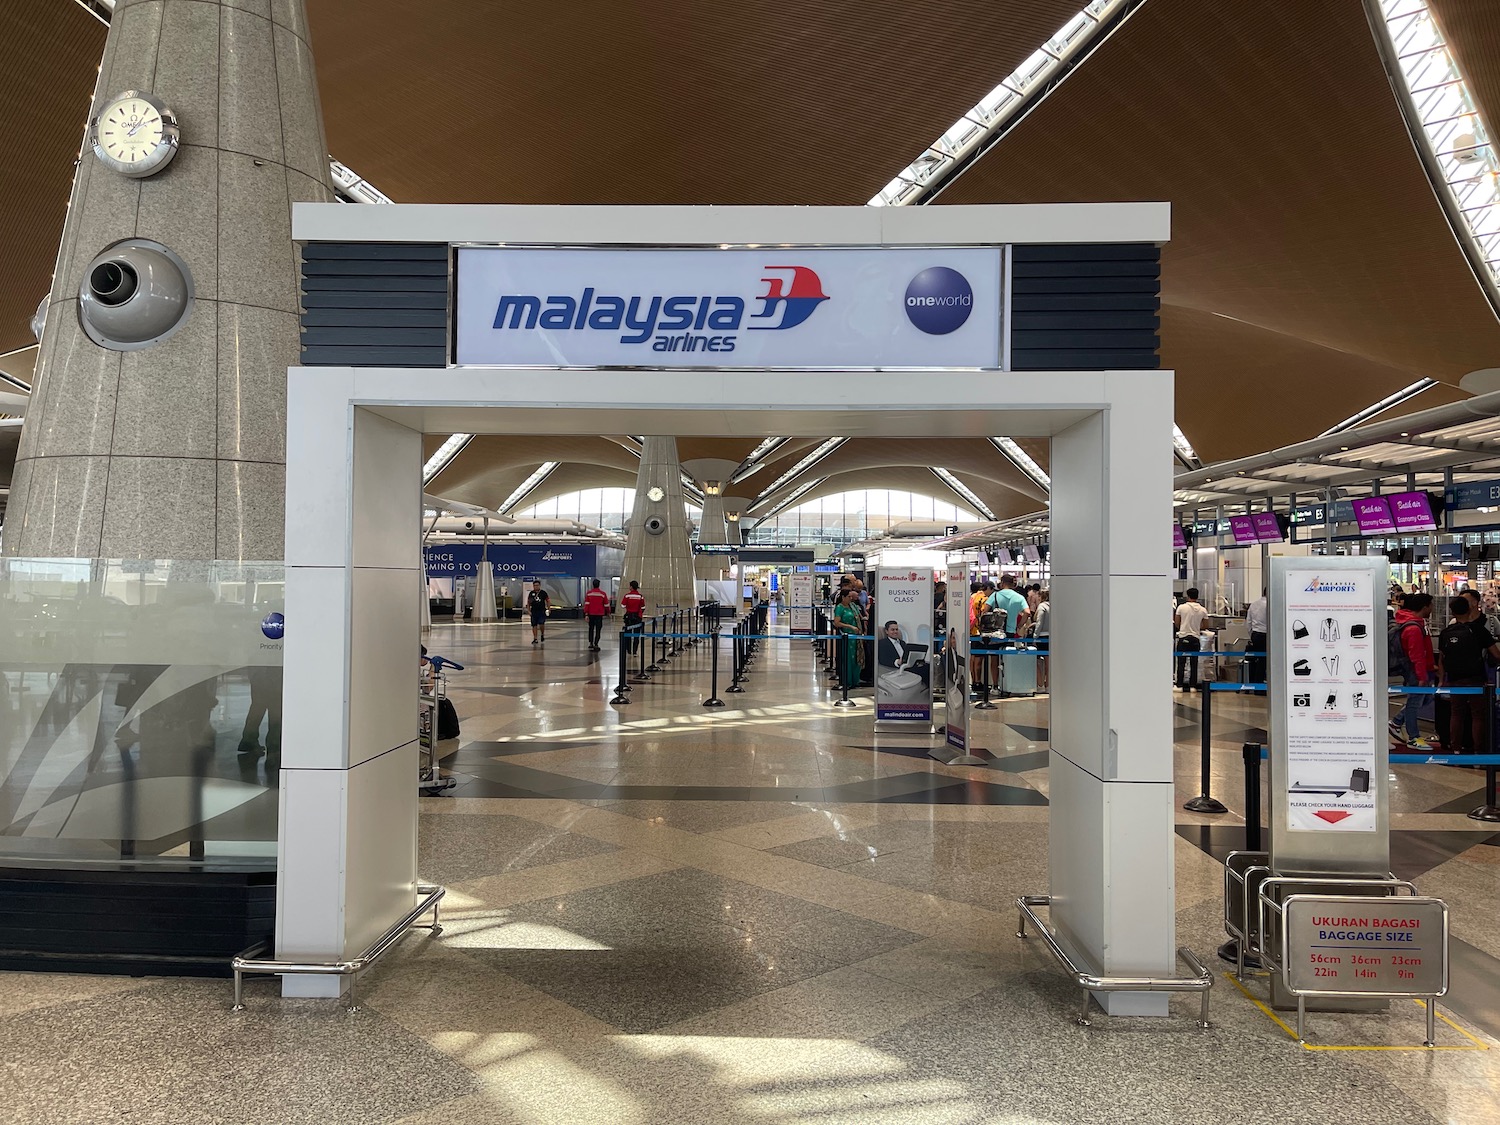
[454,247,1002,368]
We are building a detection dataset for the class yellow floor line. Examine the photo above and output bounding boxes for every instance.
[1222,973,1490,1051]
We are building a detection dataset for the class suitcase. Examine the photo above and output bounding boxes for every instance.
[999,644,1037,696]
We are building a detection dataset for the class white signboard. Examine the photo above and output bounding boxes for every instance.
[1282,568,1380,833]
[455,247,1003,369]
[789,573,814,636]
[875,567,934,725]
[944,566,970,750]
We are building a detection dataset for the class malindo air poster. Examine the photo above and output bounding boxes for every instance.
[1283,568,1379,832]
[944,566,969,750]
[875,568,934,725]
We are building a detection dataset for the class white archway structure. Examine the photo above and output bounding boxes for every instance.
[277,203,1176,1016]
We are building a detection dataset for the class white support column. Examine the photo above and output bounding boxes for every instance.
[277,372,421,996]
[1047,370,1176,1015]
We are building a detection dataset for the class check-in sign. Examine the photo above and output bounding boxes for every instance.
[454,247,1002,368]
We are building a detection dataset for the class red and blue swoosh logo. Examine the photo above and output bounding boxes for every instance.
[749,266,829,331]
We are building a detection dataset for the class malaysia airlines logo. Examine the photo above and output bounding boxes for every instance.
[749,266,829,331]
[490,266,829,354]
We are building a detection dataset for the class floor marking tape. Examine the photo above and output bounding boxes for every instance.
[1222,973,1490,1051]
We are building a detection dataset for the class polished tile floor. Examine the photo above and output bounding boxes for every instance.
[5,614,1500,1124]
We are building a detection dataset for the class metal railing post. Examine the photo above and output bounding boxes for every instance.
[727,618,746,693]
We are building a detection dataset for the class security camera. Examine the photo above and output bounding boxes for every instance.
[463,520,475,530]
[644,516,666,536]
[78,239,194,350]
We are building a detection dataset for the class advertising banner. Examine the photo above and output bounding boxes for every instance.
[789,573,814,636]
[455,247,1003,369]
[944,566,970,751]
[1280,566,1381,833]
[875,568,934,724]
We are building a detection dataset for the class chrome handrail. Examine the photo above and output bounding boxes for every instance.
[231,883,445,1012]
[1016,894,1213,1028]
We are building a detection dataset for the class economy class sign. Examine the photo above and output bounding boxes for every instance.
[454,247,1002,369]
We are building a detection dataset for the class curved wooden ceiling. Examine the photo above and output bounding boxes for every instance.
[5,0,1500,520]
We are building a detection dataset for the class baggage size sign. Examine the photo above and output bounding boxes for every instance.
[1283,895,1447,997]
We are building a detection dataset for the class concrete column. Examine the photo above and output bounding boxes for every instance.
[1047,370,1176,1015]
[6,0,331,560]
[682,458,738,579]
[279,376,420,995]
[621,437,696,611]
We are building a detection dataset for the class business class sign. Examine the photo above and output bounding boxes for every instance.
[454,247,1002,368]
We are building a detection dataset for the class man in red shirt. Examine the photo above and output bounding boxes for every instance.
[584,579,612,651]
[620,580,646,655]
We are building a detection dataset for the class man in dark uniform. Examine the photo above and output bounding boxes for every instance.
[527,580,551,645]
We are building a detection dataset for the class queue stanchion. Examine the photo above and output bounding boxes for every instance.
[610,629,631,705]
[727,618,746,693]
[833,630,856,707]
[1183,684,1228,813]
[1475,681,1500,822]
[704,626,725,708]
[973,640,997,710]
[645,616,660,675]
[1243,742,1263,851]
[659,611,673,666]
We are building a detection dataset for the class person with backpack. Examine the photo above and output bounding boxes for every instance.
[1439,593,1500,756]
[1388,593,1434,748]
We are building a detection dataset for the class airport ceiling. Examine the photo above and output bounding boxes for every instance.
[3,0,1500,525]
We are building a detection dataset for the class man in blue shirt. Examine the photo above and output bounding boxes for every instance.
[987,574,1031,637]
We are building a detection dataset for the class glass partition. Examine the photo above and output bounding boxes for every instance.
[0,559,283,867]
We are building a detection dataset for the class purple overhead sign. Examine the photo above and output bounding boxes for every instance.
[1351,496,1395,535]
[1173,525,1188,550]
[1228,516,1259,545]
[1388,491,1438,533]
[1251,512,1284,543]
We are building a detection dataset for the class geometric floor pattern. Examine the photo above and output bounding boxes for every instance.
[4,614,1500,1123]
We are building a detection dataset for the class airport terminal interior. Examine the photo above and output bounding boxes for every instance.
[5,1,1500,1123]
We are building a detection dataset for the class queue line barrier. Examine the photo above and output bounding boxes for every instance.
[1186,681,1500,823]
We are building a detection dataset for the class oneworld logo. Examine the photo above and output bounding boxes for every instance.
[491,266,828,355]
[261,611,285,640]
[904,267,973,335]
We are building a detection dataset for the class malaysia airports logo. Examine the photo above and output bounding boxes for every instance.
[261,611,285,640]
[490,266,829,355]
[904,267,973,335]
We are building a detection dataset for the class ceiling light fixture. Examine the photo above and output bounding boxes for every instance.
[932,467,996,521]
[1369,1,1500,315]
[870,0,1138,206]
[499,462,559,514]
[422,433,473,485]
[757,477,827,521]
[752,438,847,507]
[1319,378,1440,436]
[988,436,1051,491]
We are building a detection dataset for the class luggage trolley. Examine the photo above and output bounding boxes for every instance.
[418,655,461,794]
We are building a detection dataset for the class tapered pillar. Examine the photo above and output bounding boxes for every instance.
[682,458,738,580]
[6,0,331,560]
[621,438,696,611]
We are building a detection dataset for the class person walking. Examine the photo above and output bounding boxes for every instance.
[584,578,611,651]
[1389,593,1434,748]
[1174,587,1208,691]
[620,580,646,655]
[526,580,551,645]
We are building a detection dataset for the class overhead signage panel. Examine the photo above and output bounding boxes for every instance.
[454,247,1003,369]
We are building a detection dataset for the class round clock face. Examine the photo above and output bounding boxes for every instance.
[92,91,179,177]
[646,487,665,502]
